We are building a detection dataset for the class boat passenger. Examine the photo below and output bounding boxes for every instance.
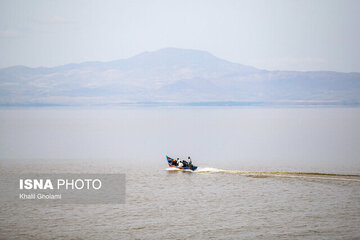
[177,159,183,167]
[188,157,195,170]
[172,158,178,166]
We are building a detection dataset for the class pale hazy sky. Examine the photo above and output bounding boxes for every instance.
[0,0,359,72]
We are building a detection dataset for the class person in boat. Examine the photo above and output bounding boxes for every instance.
[177,158,183,167]
[181,160,188,167]
[171,158,179,166]
[188,156,193,169]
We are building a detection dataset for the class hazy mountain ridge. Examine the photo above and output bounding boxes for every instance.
[0,48,359,105]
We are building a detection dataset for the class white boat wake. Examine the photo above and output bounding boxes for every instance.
[167,167,360,182]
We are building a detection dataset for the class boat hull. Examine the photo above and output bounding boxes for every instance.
[166,156,198,171]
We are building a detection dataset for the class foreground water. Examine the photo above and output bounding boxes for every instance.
[0,163,359,240]
[0,107,360,239]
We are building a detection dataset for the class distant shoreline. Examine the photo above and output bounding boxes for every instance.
[1,101,359,108]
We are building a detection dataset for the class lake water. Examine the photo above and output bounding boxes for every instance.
[0,107,360,239]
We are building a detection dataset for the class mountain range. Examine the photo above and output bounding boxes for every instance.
[1,48,359,106]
